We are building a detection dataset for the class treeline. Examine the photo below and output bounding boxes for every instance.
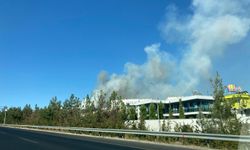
[0,90,164,130]
[0,92,130,129]
[0,94,81,126]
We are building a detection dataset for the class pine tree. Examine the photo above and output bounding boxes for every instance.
[149,103,156,119]
[63,94,81,126]
[159,102,164,119]
[210,72,241,134]
[138,105,147,130]
[168,104,173,119]
[83,95,95,127]
[179,99,185,119]
[129,106,136,120]
[108,91,118,110]
[22,104,33,124]
[85,94,93,113]
[48,97,62,126]
[197,72,242,136]
[128,106,137,129]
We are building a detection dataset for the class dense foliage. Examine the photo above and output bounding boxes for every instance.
[0,92,128,129]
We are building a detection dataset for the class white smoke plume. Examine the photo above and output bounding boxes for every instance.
[95,0,250,99]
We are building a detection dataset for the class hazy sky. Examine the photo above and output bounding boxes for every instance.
[1,0,250,108]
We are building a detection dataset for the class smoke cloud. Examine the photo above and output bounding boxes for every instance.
[95,0,250,99]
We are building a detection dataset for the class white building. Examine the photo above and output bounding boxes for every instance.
[82,94,214,119]
[122,95,214,119]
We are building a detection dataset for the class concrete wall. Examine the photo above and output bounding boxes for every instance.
[147,119,198,131]
[128,119,199,132]
[129,117,250,132]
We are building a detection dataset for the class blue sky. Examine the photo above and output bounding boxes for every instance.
[1,0,250,108]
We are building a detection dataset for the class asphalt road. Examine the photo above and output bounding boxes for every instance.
[0,127,195,150]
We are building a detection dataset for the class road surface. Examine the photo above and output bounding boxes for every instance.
[0,126,195,150]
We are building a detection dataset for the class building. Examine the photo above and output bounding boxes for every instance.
[225,91,250,116]
[122,95,214,119]
[224,84,250,116]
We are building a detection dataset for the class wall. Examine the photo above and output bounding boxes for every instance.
[128,119,199,132]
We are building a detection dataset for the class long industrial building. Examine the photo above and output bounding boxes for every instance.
[122,95,214,119]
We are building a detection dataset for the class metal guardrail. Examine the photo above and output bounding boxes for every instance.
[2,124,250,143]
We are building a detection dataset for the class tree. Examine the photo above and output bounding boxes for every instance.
[149,103,156,119]
[82,95,95,127]
[138,105,147,130]
[210,72,242,134]
[97,90,106,110]
[0,109,4,123]
[48,97,62,125]
[211,72,225,122]
[127,105,137,129]
[168,104,173,119]
[106,96,126,129]
[119,98,127,121]
[108,91,118,110]
[62,94,81,126]
[195,72,244,149]
[179,99,185,119]
[22,104,33,124]
[197,72,242,136]
[159,102,164,119]
[128,106,136,120]
[109,99,127,129]
[95,90,106,127]
[7,107,23,124]
[85,94,94,113]
[30,104,40,125]
[82,91,127,129]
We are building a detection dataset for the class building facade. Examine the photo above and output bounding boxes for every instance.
[81,87,250,119]
[225,91,250,116]
[122,95,214,119]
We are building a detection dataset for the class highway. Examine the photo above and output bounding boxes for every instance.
[0,127,196,150]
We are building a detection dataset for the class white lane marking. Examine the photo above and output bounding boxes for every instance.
[18,137,38,144]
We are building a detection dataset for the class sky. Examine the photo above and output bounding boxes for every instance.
[1,0,250,108]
